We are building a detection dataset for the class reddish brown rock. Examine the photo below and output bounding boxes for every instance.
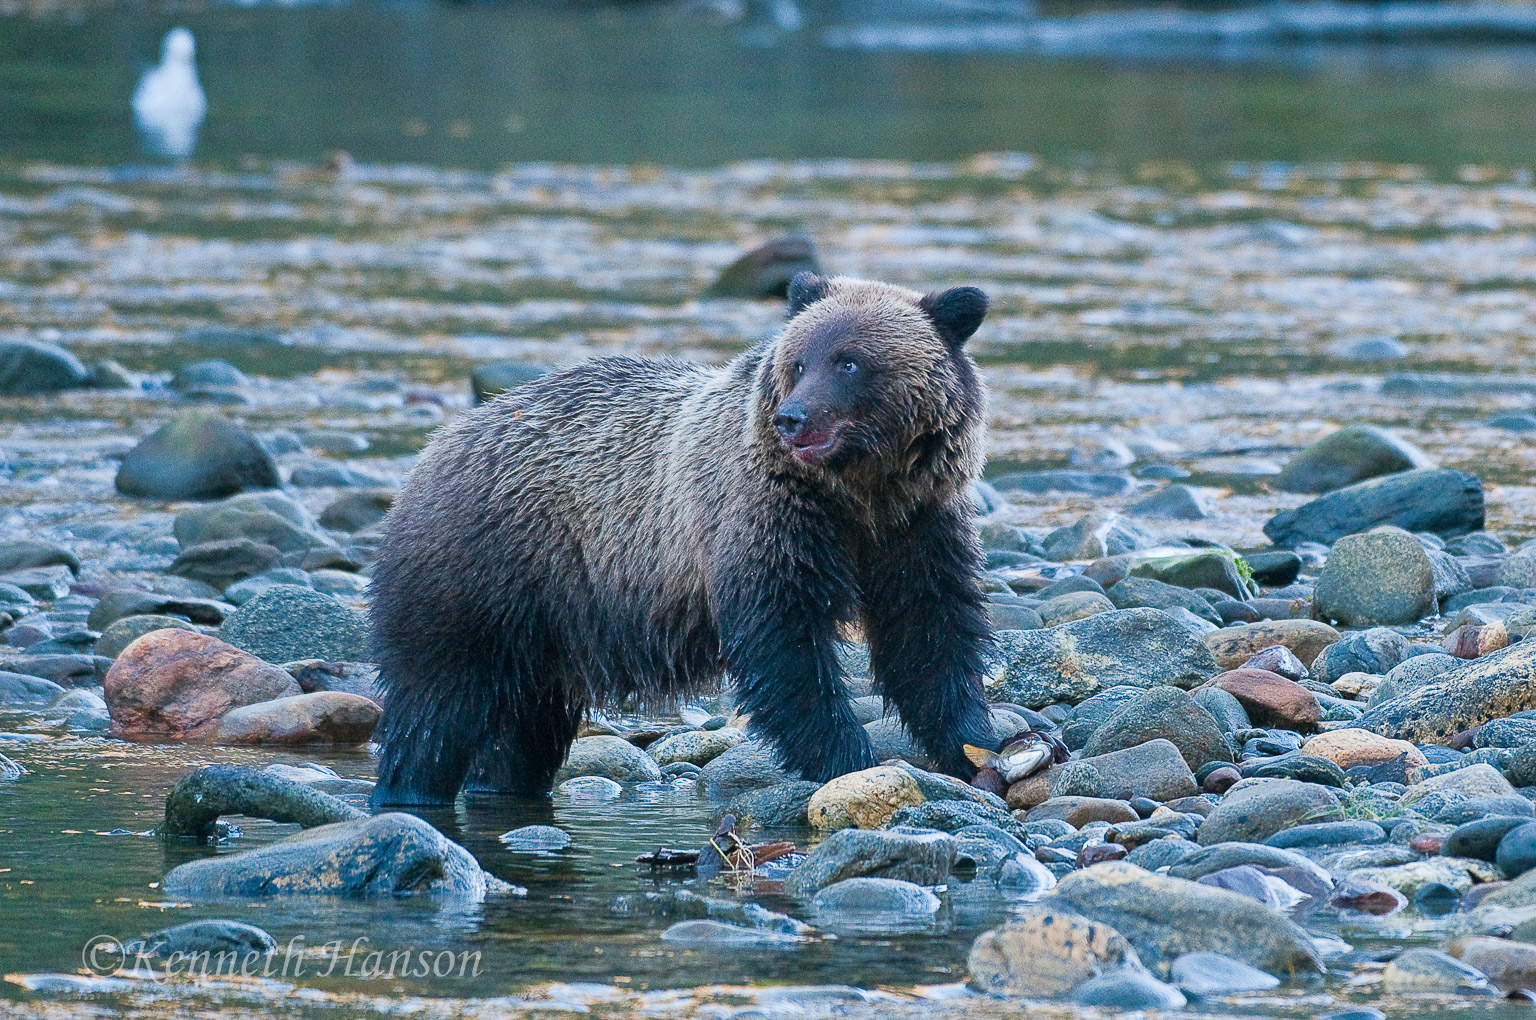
[1444,623,1509,660]
[1210,669,1320,728]
[104,629,300,740]
[1206,621,1341,671]
[214,691,381,745]
[1203,767,1241,795]
[1077,842,1128,868]
[1329,876,1407,916]
[1025,796,1139,828]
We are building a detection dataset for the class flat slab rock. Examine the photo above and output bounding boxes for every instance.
[162,812,516,901]
[1358,640,1536,746]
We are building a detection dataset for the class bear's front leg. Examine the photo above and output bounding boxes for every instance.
[710,521,877,783]
[863,499,997,779]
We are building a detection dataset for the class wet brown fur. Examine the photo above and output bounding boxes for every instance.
[369,275,996,806]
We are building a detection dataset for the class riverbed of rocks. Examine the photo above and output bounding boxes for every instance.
[5,389,1536,1010]
[7,156,1536,1013]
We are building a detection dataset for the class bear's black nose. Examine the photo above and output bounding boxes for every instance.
[774,405,807,437]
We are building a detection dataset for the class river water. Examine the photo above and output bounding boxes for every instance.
[4,2,1536,1017]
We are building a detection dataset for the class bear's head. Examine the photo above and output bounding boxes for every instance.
[758,273,987,493]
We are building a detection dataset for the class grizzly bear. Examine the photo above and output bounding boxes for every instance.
[369,273,997,806]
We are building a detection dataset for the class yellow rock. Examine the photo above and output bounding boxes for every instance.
[806,766,924,830]
[1302,729,1427,769]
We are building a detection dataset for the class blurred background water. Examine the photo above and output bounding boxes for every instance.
[5,0,1536,170]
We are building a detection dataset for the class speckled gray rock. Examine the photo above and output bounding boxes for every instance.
[1042,511,1155,561]
[699,739,791,799]
[1081,685,1233,768]
[218,585,370,664]
[0,671,66,706]
[1052,861,1323,974]
[726,781,821,829]
[125,920,276,961]
[1107,576,1220,625]
[175,491,334,556]
[94,616,204,660]
[989,609,1219,707]
[1197,780,1342,845]
[807,877,942,934]
[1311,627,1413,684]
[1358,641,1536,746]
[646,727,747,767]
[1314,527,1436,627]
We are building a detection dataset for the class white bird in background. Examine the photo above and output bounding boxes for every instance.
[132,28,207,159]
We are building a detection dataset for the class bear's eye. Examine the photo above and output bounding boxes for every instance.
[793,361,804,377]
[838,358,858,374]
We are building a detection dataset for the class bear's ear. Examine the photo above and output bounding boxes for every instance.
[786,272,831,317]
[920,286,988,348]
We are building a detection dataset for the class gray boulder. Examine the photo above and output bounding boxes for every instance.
[1273,424,1433,494]
[784,826,955,895]
[1081,685,1233,769]
[0,339,87,395]
[555,735,664,784]
[162,812,508,900]
[218,586,370,663]
[115,410,280,501]
[1051,861,1322,974]
[989,609,1219,707]
[1314,527,1436,627]
[1358,640,1536,746]
[1197,779,1342,845]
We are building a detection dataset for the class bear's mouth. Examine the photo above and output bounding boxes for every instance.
[786,424,842,465]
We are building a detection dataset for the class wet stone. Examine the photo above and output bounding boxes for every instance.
[162,812,506,901]
[115,410,281,501]
[1263,467,1485,547]
[989,608,1219,707]
[1199,779,1341,845]
[214,691,380,745]
[1381,948,1492,995]
[1266,820,1386,849]
[783,827,954,895]
[726,781,820,830]
[1170,951,1280,996]
[555,736,664,785]
[1072,969,1187,1010]
[967,904,1143,998]
[499,825,572,851]
[658,919,799,947]
[125,919,276,961]
[807,877,942,935]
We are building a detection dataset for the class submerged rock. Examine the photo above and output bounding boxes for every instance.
[162,812,509,900]
[808,877,942,935]
[115,410,280,501]
[124,919,276,960]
